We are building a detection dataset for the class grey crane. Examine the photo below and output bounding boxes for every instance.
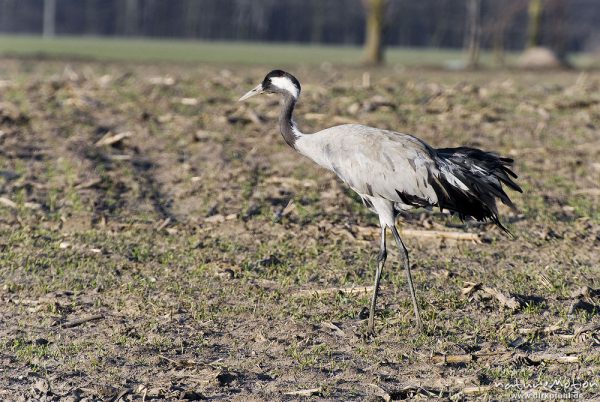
[239,70,522,334]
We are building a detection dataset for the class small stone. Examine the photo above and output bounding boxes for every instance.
[358,307,370,320]
[34,338,49,346]
[180,390,204,400]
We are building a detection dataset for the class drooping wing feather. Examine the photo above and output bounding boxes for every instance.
[434,146,523,232]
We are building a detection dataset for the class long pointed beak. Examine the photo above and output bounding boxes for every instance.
[238,84,263,101]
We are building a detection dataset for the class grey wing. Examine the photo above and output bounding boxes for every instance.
[325,129,442,209]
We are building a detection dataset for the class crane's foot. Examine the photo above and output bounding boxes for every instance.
[412,298,424,332]
[366,321,376,338]
[358,306,377,338]
[361,324,377,340]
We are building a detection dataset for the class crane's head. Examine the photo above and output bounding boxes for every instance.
[239,70,301,102]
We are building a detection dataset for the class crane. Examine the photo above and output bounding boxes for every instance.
[239,70,522,334]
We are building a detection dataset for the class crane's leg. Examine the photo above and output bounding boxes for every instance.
[391,226,423,332]
[367,225,387,335]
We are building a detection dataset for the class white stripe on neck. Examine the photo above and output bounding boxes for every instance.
[271,76,299,99]
[291,121,303,137]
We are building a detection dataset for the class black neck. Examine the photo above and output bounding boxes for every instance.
[279,93,300,149]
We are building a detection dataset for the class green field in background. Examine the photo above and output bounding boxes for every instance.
[0,35,596,68]
[0,35,502,67]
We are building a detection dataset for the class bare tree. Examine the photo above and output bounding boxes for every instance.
[43,0,56,38]
[484,0,527,65]
[547,0,567,62]
[0,0,15,32]
[184,0,203,38]
[124,0,139,36]
[520,0,564,68]
[362,0,387,65]
[527,0,543,48]
[465,0,481,68]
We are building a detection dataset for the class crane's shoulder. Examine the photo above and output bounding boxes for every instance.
[314,124,432,151]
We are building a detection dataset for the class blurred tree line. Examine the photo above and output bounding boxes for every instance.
[0,0,598,54]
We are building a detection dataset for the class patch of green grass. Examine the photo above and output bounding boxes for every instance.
[5,337,52,364]
[569,195,600,222]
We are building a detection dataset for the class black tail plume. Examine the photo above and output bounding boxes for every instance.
[432,147,522,234]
